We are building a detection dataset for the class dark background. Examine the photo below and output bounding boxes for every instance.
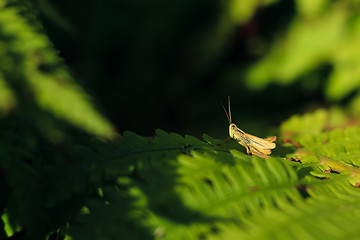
[37,0,330,138]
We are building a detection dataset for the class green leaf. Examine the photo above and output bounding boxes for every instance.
[228,0,278,24]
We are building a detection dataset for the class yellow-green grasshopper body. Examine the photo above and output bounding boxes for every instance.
[223,97,276,158]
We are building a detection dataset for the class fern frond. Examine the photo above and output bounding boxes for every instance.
[281,108,348,139]
[69,126,360,239]
[210,179,360,240]
[62,130,306,240]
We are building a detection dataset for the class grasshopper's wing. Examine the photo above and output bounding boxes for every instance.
[246,145,271,158]
[244,133,276,150]
[232,128,276,158]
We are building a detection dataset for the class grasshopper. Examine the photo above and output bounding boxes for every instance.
[222,96,276,158]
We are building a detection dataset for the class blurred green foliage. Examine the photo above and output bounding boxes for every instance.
[246,0,360,103]
[0,0,115,140]
[2,0,360,240]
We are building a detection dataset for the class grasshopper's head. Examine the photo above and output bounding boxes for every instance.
[229,123,237,138]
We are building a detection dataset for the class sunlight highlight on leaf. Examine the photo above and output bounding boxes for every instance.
[27,72,116,138]
[229,0,278,24]
[326,16,360,100]
[295,0,328,17]
[1,213,14,238]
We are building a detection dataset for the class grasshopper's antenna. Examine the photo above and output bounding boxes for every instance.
[221,103,231,124]
[228,96,232,124]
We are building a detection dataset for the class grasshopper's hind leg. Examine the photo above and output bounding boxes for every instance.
[246,146,252,155]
